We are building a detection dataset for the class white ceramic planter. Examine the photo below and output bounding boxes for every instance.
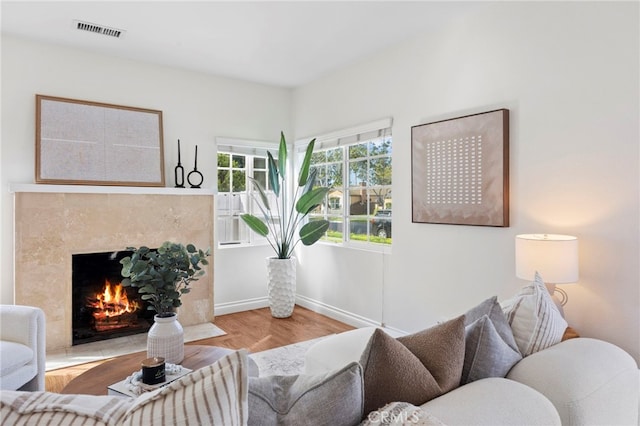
[147,313,184,364]
[266,257,297,318]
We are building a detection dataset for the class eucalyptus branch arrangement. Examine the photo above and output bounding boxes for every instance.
[120,241,211,317]
[241,132,330,259]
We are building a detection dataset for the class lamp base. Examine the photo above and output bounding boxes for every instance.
[544,282,567,316]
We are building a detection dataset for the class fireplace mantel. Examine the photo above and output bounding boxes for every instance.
[12,186,215,351]
[9,183,214,196]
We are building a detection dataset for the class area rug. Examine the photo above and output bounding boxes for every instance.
[46,322,226,371]
[249,336,329,376]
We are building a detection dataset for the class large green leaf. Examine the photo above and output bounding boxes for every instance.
[299,220,330,246]
[267,151,280,197]
[240,214,269,236]
[248,176,271,211]
[296,186,330,215]
[278,131,287,182]
[298,138,316,187]
[300,168,318,198]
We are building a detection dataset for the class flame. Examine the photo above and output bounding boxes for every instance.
[88,279,140,320]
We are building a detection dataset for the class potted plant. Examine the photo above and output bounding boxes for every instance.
[120,241,211,363]
[241,132,330,317]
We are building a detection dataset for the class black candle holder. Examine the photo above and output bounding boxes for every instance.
[187,145,203,188]
[174,139,185,188]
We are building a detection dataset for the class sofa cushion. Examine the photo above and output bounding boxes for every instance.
[122,349,248,426]
[360,402,445,426]
[0,390,131,425]
[422,377,561,425]
[0,341,33,376]
[461,296,522,384]
[248,361,363,426]
[359,316,465,416]
[501,272,568,356]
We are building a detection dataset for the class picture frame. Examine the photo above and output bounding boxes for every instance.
[411,109,509,227]
[36,94,165,186]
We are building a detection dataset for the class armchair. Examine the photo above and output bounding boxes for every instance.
[0,305,46,391]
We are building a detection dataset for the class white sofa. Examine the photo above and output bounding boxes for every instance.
[305,327,640,426]
[0,305,46,391]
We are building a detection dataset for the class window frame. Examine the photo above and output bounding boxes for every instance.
[294,118,393,253]
[215,137,279,248]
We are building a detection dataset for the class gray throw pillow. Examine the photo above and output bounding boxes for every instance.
[464,296,519,352]
[462,314,522,384]
[461,297,522,384]
[248,361,363,426]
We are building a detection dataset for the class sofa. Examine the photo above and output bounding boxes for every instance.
[0,304,46,391]
[1,276,638,425]
[305,327,639,425]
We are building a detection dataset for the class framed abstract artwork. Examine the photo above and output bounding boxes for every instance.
[411,109,509,227]
[36,94,165,186]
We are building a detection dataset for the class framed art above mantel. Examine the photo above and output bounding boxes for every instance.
[411,108,509,227]
[35,94,165,187]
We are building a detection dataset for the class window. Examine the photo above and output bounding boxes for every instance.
[216,138,277,246]
[300,119,393,246]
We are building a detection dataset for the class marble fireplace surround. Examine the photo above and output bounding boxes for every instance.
[11,184,215,352]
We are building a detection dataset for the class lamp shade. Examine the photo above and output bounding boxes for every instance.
[515,234,578,283]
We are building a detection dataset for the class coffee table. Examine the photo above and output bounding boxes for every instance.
[61,345,257,396]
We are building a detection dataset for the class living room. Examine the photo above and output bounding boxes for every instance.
[1,0,638,380]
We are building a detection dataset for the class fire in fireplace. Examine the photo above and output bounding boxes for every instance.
[72,250,154,345]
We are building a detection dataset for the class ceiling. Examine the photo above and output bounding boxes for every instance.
[1,1,481,88]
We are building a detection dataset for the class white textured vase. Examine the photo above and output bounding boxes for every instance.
[147,313,184,364]
[267,257,296,318]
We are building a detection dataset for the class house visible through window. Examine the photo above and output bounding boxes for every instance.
[300,119,393,246]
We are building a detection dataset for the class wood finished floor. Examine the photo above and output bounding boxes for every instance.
[45,305,354,393]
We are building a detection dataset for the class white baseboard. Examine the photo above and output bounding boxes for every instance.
[295,295,382,329]
[214,297,269,316]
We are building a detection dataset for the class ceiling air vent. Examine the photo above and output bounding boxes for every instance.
[73,20,125,38]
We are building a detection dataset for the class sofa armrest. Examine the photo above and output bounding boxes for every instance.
[507,338,639,426]
[0,305,46,391]
[423,377,561,425]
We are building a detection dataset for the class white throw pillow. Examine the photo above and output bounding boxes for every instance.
[501,272,568,356]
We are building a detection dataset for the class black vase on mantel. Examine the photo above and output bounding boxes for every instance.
[174,139,185,188]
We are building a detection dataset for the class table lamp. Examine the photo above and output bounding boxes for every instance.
[515,234,579,308]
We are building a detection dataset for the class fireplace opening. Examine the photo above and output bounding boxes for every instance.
[72,250,154,345]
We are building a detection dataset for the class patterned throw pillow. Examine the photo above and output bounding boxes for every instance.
[360,402,446,426]
[501,272,568,356]
[461,296,522,384]
[122,349,249,425]
[248,361,363,426]
[359,316,465,417]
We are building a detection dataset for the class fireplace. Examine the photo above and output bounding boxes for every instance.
[72,251,155,345]
[13,186,215,352]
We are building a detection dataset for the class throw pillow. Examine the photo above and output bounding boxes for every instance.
[359,316,465,417]
[461,296,522,384]
[359,402,446,426]
[0,390,131,425]
[247,361,363,426]
[462,315,523,384]
[501,272,568,356]
[122,349,249,426]
[463,296,519,352]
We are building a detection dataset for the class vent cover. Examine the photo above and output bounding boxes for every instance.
[73,20,125,38]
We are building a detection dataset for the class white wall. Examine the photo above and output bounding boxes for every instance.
[2,2,638,363]
[293,2,640,361]
[0,36,289,306]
